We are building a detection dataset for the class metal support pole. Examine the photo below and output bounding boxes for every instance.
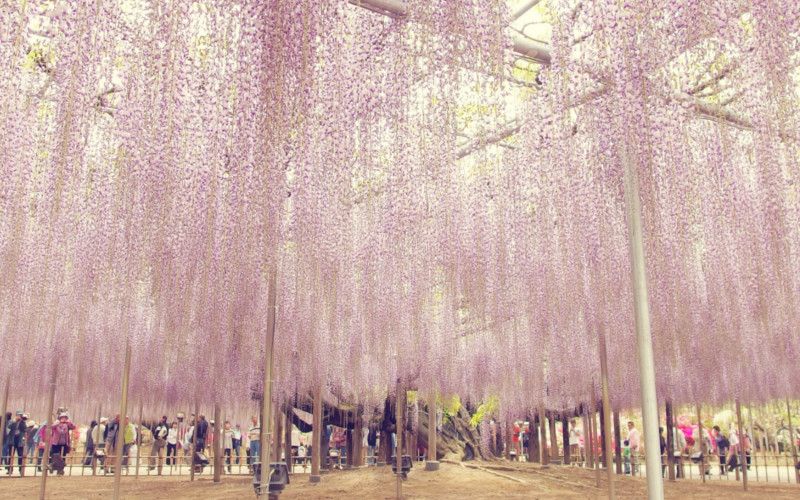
[38,363,57,500]
[622,142,665,500]
[258,268,278,498]
[735,398,748,490]
[112,343,131,500]
[213,403,221,482]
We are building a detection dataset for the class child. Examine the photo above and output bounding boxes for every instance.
[622,439,631,474]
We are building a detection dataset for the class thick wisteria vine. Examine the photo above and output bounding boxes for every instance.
[0,0,797,425]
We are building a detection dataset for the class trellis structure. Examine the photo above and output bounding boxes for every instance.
[0,2,799,500]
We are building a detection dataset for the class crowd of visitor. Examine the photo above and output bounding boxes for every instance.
[3,406,798,479]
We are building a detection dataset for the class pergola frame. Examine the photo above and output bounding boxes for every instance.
[349,0,761,157]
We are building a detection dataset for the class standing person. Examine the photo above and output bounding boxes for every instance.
[298,442,308,471]
[83,420,98,467]
[35,420,49,471]
[742,431,752,470]
[7,412,27,475]
[622,439,631,474]
[671,423,687,478]
[712,426,729,475]
[659,427,667,477]
[222,421,233,473]
[2,412,11,469]
[367,423,378,465]
[232,424,242,466]
[182,418,195,466]
[149,415,169,474]
[25,420,37,464]
[121,416,136,472]
[193,414,209,471]
[727,425,740,472]
[176,413,188,462]
[511,421,521,461]
[50,412,76,475]
[247,415,260,470]
[627,421,640,475]
[166,422,178,466]
[207,419,215,456]
[104,415,120,473]
[569,419,583,466]
[92,418,107,469]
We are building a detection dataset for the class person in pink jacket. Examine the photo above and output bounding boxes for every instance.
[49,413,76,475]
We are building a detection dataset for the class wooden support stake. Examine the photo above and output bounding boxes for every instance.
[530,413,539,463]
[395,383,404,500]
[38,362,58,500]
[735,398,748,490]
[0,377,9,475]
[273,405,283,463]
[697,404,705,483]
[787,399,799,484]
[599,328,615,498]
[284,409,293,473]
[426,395,439,470]
[213,403,222,482]
[135,401,142,478]
[590,402,600,488]
[549,412,558,464]
[191,402,198,481]
[665,400,675,481]
[539,407,549,466]
[258,268,278,498]
[310,386,322,482]
[562,413,571,466]
[112,343,131,500]
[613,410,622,474]
[583,409,592,468]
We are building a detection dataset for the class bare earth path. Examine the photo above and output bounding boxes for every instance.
[2,462,798,499]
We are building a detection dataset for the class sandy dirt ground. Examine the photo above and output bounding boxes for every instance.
[2,462,799,499]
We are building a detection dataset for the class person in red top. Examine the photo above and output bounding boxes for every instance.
[511,421,521,460]
[50,413,76,475]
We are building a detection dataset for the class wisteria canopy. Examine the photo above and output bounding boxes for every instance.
[0,0,798,422]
